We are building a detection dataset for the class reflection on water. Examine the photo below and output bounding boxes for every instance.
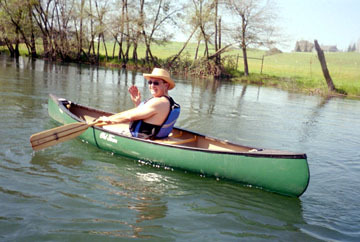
[299,96,331,143]
[0,55,359,241]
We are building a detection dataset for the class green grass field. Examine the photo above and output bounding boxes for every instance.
[3,41,360,97]
[94,41,360,96]
[258,52,360,95]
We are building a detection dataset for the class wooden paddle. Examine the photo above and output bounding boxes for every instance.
[30,120,106,151]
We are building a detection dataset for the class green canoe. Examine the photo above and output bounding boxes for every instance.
[47,94,310,197]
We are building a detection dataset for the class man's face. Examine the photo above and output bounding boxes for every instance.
[148,78,168,97]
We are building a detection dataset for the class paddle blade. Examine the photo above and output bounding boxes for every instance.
[30,122,91,151]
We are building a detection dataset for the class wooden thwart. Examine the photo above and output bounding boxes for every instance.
[157,136,197,145]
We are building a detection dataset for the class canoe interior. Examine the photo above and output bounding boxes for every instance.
[64,99,305,158]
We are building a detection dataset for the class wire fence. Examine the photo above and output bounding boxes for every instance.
[235,54,265,74]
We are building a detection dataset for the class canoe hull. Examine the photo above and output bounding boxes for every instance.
[47,95,310,197]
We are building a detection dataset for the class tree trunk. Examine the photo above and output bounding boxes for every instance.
[216,17,221,65]
[97,34,101,62]
[118,37,123,60]
[28,0,37,58]
[88,0,95,56]
[143,35,155,64]
[124,41,131,63]
[200,26,209,58]
[102,33,108,61]
[4,38,16,57]
[14,36,20,58]
[242,46,249,76]
[78,0,85,60]
[123,0,130,63]
[139,0,156,64]
[198,2,208,58]
[314,40,336,91]
[194,39,200,61]
[208,44,233,60]
[118,35,124,60]
[241,15,249,76]
[42,35,50,58]
[214,0,219,65]
[112,36,117,59]
[168,25,198,67]
[133,42,138,62]
[118,0,126,61]
[214,0,218,52]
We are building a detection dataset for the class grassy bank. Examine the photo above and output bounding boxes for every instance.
[245,51,360,96]
[2,42,360,97]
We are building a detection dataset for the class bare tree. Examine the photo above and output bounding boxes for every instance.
[183,0,215,60]
[32,0,56,58]
[55,0,77,60]
[167,25,198,67]
[213,0,220,64]
[87,0,96,56]
[93,0,110,61]
[226,0,279,76]
[77,0,85,59]
[32,0,77,60]
[192,0,214,58]
[117,0,127,61]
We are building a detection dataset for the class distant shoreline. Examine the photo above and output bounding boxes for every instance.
[1,43,359,98]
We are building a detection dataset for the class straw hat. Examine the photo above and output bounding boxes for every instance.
[143,68,175,90]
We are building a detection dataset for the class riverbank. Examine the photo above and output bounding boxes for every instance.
[1,42,360,98]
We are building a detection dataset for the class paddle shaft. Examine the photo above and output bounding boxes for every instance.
[29,117,117,151]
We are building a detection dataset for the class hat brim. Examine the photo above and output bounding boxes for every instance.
[143,74,175,90]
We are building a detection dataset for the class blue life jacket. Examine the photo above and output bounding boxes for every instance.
[130,96,180,139]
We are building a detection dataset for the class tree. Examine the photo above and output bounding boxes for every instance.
[167,24,198,67]
[0,1,20,57]
[117,0,127,61]
[191,0,215,59]
[32,0,55,58]
[226,0,279,76]
[94,0,110,62]
[213,0,222,65]
[178,0,227,77]
[76,0,85,59]
[0,0,37,57]
[32,0,78,61]
[139,0,182,65]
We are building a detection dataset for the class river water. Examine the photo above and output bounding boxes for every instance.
[0,55,359,241]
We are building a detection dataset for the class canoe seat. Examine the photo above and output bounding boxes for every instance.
[168,131,183,138]
[156,135,197,145]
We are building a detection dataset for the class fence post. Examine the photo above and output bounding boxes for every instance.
[260,55,264,74]
[314,40,336,91]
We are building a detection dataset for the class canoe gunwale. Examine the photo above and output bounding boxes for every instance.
[50,94,307,159]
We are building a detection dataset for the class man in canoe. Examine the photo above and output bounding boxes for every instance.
[98,68,180,139]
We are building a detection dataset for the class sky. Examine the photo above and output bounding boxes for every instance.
[173,0,360,52]
[277,0,360,51]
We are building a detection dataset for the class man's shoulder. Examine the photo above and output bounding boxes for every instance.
[145,96,170,107]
